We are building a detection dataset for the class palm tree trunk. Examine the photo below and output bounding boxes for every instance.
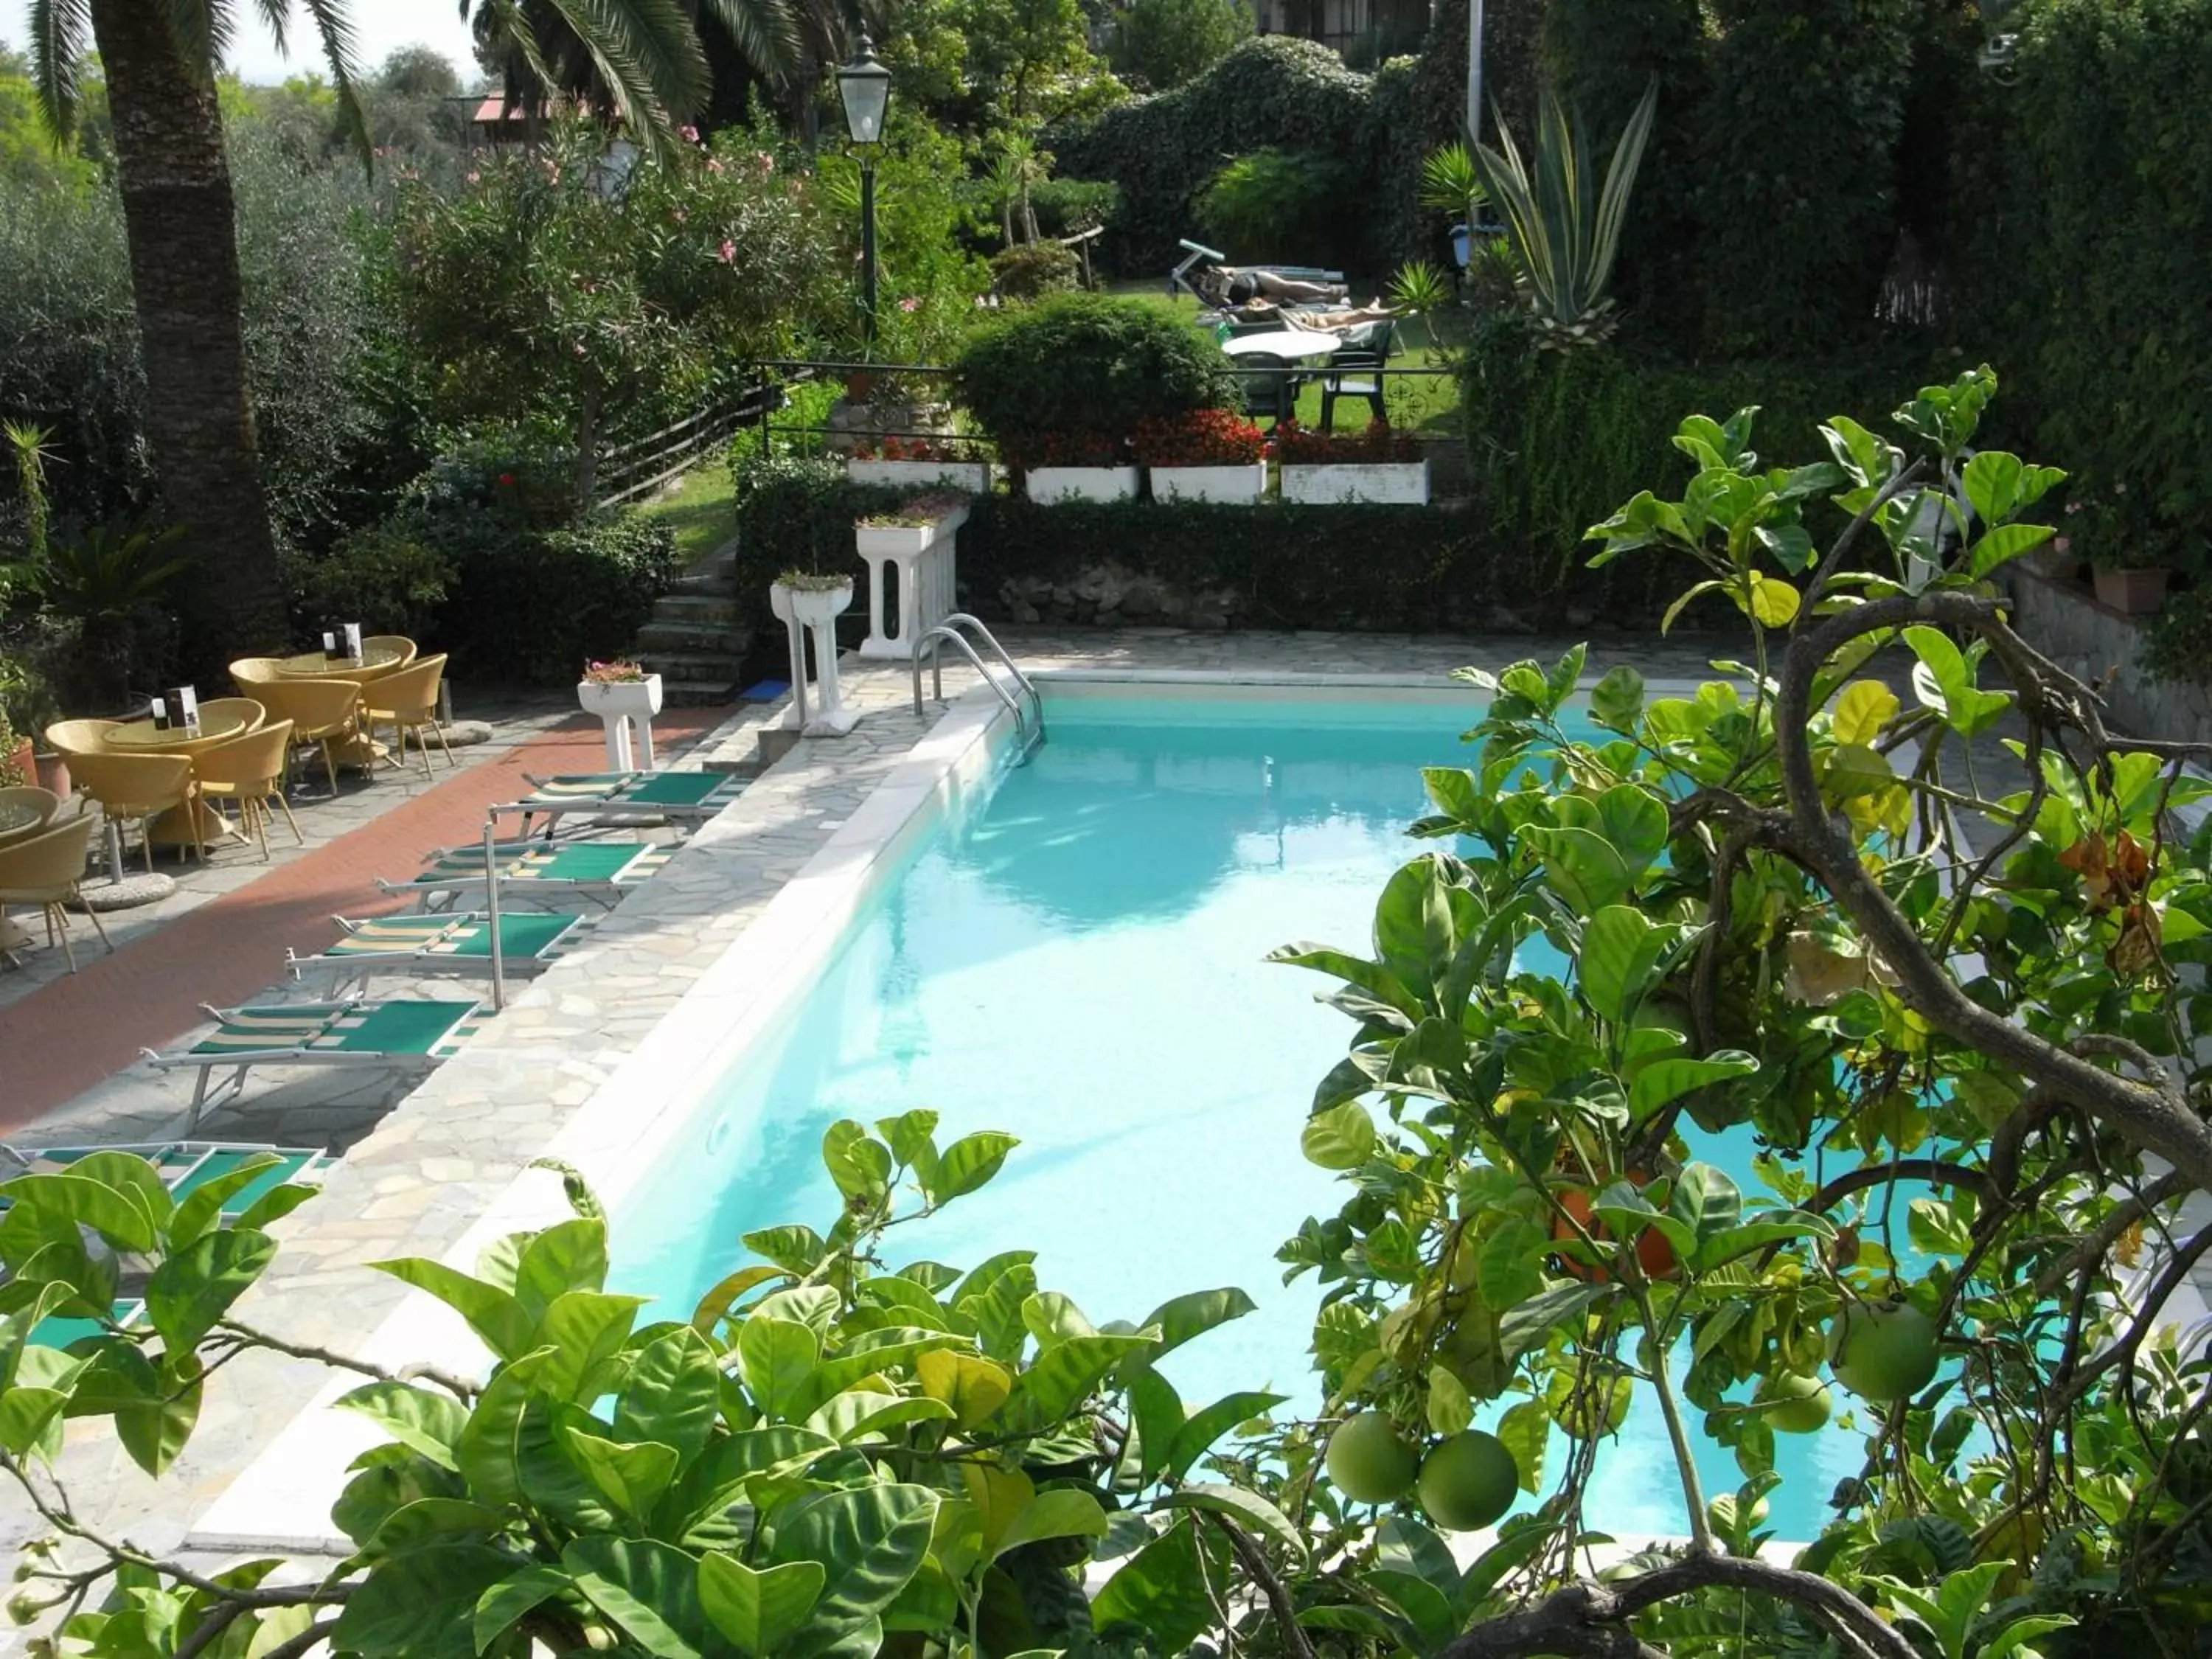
[88,0,287,669]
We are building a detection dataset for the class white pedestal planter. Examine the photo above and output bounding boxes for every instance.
[575,674,663,771]
[1281,461,1431,504]
[1025,465,1140,504]
[847,458,995,493]
[1151,463,1267,504]
[770,579,860,737]
[855,504,967,661]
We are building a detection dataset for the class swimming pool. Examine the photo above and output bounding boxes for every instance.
[610,686,1875,1541]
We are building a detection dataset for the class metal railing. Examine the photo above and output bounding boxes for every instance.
[912,613,1046,762]
[594,378,785,505]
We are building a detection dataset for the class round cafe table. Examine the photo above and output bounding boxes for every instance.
[275,646,405,679]
[104,707,260,849]
[1221,329,1342,361]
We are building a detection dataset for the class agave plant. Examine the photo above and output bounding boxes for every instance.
[1387,259,1455,314]
[1470,82,1659,349]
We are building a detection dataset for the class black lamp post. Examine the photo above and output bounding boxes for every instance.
[834,35,892,345]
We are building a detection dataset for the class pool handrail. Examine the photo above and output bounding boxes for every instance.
[911,615,1046,762]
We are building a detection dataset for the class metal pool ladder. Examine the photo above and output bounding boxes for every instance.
[912,613,1046,762]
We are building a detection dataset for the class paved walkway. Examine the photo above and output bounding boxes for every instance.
[0,705,731,1134]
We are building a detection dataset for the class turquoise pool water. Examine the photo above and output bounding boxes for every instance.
[611,692,1875,1541]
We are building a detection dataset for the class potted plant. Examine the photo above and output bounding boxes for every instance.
[1016,429,1141,504]
[951,293,1239,506]
[855,491,973,558]
[854,493,969,659]
[576,658,664,722]
[1137,409,1268,504]
[848,437,995,495]
[2092,554,2169,615]
[1277,420,1430,505]
[770,568,858,630]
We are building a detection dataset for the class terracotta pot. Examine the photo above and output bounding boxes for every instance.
[33,751,68,798]
[2093,565,2169,616]
[2,736,29,786]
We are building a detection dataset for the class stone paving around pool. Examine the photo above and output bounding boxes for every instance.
[0,627,1754,1628]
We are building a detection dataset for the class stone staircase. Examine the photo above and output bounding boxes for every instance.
[635,540,751,706]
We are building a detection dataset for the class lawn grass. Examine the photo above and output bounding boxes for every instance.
[1106,282,1468,436]
[636,462,735,567]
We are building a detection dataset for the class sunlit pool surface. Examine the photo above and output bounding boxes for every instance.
[613,693,1889,1541]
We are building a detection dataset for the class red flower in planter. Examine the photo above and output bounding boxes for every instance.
[1275,419,1419,464]
[1135,409,1267,467]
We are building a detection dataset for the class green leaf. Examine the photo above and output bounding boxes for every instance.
[364,1497,509,1556]
[1668,1163,1742,1241]
[1094,1520,1220,1652]
[698,1556,826,1658]
[805,1390,956,1444]
[0,1169,160,1253]
[337,1381,469,1470]
[1134,1287,1256,1374]
[1426,1365,1472,1436]
[116,1356,201,1477]
[373,1257,534,1361]
[330,1543,524,1659]
[1009,1332,1158,1424]
[563,1537,709,1659]
[995,1487,1110,1560]
[512,1219,608,1323]
[1588,665,1644,734]
[1164,1391,1284,1484]
[566,1427,680,1521]
[472,1563,571,1656]
[765,1484,939,1659]
[875,1110,939,1171]
[925,1132,1019,1206]
[166,1153,284,1249]
[737,1317,821,1421]
[1832,680,1900,746]
[1476,1218,1550,1312]
[1627,1051,1758,1120]
[741,1227,827,1276]
[822,1121,894,1206]
[1967,521,2053,578]
[145,1228,277,1355]
[1021,1290,1097,1348]
[1499,1284,1610,1361]
[1579,905,1677,1024]
[614,1324,720,1466]
[1300,1101,1376,1170]
[1495,1399,1550,1494]
[1161,1484,1305,1561]
[535,1290,646,1402]
[915,1349,1012,1428]
[453,1349,557,1509]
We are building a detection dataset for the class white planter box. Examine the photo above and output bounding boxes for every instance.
[770,579,859,737]
[1150,462,1267,504]
[855,506,967,660]
[1026,465,1140,504]
[780,580,854,630]
[1281,460,1431,505]
[575,675,663,720]
[847,458,994,493]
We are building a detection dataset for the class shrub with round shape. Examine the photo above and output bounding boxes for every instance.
[1827,1299,1940,1403]
[1416,1430,1519,1531]
[1325,1411,1418,1503]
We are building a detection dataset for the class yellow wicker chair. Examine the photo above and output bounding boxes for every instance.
[362,636,419,672]
[0,785,58,849]
[43,718,117,759]
[247,677,361,796]
[363,654,451,782]
[194,697,265,738]
[67,748,200,870]
[229,657,285,689]
[0,814,111,973]
[190,719,300,861]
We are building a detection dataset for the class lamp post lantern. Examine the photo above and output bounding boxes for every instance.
[835,35,892,344]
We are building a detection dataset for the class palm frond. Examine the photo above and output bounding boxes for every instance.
[157,0,229,78]
[537,0,711,143]
[293,0,373,167]
[27,0,92,136]
[249,0,289,57]
[697,0,799,90]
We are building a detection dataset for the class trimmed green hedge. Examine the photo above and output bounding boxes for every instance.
[1947,0,2212,582]
[1459,323,1935,591]
[731,454,1699,636]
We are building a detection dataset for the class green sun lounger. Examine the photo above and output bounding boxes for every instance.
[141,998,486,1127]
[502,769,745,833]
[378,839,672,912]
[287,911,591,991]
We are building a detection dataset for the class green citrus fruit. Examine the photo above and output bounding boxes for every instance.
[1754,1371,1832,1435]
[1827,1299,1940,1402]
[1416,1430,1519,1531]
[1325,1411,1418,1504]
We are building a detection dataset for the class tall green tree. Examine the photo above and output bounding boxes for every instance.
[25,1,728,673]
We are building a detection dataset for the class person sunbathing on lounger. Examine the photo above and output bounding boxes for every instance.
[1196,264,1349,306]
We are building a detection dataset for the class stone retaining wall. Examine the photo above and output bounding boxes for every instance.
[2008,568,2212,745]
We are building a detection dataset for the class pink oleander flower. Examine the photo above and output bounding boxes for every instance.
[706,156,726,174]
[465,170,480,184]
[719,239,737,263]
[681,124,700,143]
[899,296,920,313]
